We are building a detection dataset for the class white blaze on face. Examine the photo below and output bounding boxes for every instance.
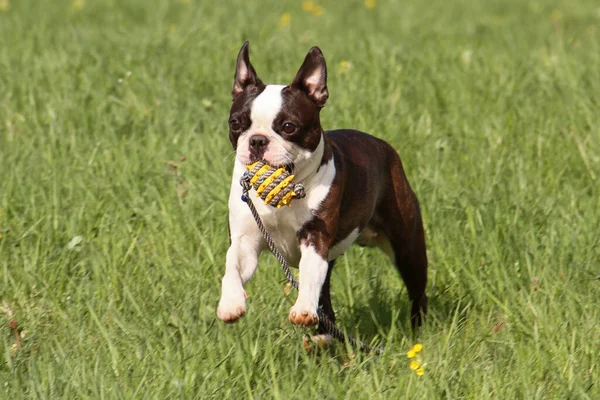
[250,85,285,130]
[236,85,285,165]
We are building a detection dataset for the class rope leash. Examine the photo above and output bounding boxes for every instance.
[240,168,384,355]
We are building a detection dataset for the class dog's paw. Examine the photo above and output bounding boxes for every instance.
[289,304,318,326]
[311,334,333,347]
[217,290,247,323]
[302,334,333,353]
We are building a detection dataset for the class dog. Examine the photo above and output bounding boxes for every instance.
[217,42,428,340]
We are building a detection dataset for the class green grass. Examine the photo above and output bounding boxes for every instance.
[1,0,600,398]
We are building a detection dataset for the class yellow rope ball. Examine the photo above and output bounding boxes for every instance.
[244,161,306,208]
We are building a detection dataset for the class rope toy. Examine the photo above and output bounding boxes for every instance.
[240,161,306,208]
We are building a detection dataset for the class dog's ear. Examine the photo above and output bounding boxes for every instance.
[232,41,263,100]
[291,47,328,108]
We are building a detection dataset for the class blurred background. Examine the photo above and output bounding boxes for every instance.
[1,0,599,397]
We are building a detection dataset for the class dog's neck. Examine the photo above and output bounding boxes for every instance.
[293,131,329,183]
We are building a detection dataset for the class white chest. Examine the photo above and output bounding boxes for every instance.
[228,157,336,265]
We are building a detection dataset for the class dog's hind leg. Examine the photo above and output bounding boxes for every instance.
[378,159,428,327]
[391,238,428,327]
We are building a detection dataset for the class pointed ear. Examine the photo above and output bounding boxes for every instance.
[291,47,329,107]
[232,41,263,99]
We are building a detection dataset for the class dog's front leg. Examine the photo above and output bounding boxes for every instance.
[217,233,262,323]
[289,241,329,326]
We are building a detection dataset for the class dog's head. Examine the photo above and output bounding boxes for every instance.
[228,42,328,173]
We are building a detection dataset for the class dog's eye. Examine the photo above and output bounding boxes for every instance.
[282,122,296,134]
[229,119,241,131]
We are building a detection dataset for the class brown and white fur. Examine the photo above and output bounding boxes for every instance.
[217,42,428,341]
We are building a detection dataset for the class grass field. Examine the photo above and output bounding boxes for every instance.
[1,0,600,398]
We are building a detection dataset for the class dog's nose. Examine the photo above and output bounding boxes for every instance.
[249,135,269,151]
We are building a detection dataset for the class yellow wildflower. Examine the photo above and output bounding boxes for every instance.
[179,0,190,4]
[280,12,291,27]
[338,60,352,74]
[0,0,9,12]
[302,1,324,16]
[72,0,84,11]
[302,1,315,12]
[407,343,425,374]
[169,25,177,35]
[364,0,376,9]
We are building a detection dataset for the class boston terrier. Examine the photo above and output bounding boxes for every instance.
[217,42,428,339]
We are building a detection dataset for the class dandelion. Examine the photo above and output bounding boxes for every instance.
[0,0,9,12]
[407,343,422,357]
[338,60,352,74]
[280,12,291,27]
[302,1,314,12]
[407,343,425,375]
[72,0,84,11]
[364,0,376,9]
[302,1,324,16]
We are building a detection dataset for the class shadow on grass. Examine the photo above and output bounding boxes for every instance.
[338,278,469,343]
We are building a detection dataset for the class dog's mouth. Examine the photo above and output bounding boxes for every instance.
[250,160,294,174]
[281,163,294,174]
